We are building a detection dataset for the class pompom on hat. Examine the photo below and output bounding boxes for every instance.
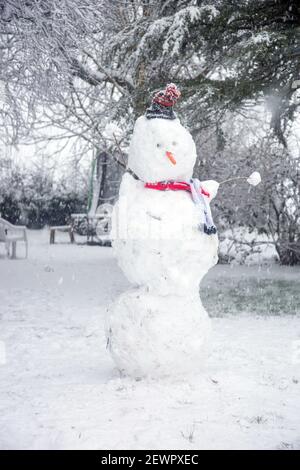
[153,83,181,107]
[146,83,181,120]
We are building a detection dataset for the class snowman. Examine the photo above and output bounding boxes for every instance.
[106,84,219,378]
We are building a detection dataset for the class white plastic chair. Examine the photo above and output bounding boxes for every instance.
[0,217,28,259]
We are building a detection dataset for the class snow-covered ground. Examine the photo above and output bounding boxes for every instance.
[0,230,299,450]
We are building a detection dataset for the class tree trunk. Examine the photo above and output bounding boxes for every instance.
[88,150,107,216]
[98,151,108,204]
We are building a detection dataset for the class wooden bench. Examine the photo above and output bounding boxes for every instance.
[49,225,74,244]
[0,217,28,259]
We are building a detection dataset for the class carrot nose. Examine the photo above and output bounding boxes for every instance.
[166,151,176,165]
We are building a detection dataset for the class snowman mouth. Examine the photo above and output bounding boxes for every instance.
[166,151,176,165]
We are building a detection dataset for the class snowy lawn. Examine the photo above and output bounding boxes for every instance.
[0,229,299,450]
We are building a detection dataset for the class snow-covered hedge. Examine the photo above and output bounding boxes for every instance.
[0,166,87,228]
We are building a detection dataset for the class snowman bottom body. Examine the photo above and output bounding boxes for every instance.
[106,173,218,378]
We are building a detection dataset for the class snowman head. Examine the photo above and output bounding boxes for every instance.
[128,84,197,182]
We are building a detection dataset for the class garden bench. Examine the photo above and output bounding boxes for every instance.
[49,225,74,244]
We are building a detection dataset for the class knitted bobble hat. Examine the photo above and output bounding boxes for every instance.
[145,83,181,120]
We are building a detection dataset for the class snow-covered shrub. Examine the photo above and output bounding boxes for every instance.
[195,115,300,265]
[0,161,88,227]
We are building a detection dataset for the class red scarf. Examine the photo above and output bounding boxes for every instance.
[145,181,210,198]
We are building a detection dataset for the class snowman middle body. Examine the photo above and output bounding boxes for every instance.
[113,172,218,295]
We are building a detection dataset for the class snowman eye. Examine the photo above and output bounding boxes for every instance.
[172,141,177,146]
[156,143,161,148]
